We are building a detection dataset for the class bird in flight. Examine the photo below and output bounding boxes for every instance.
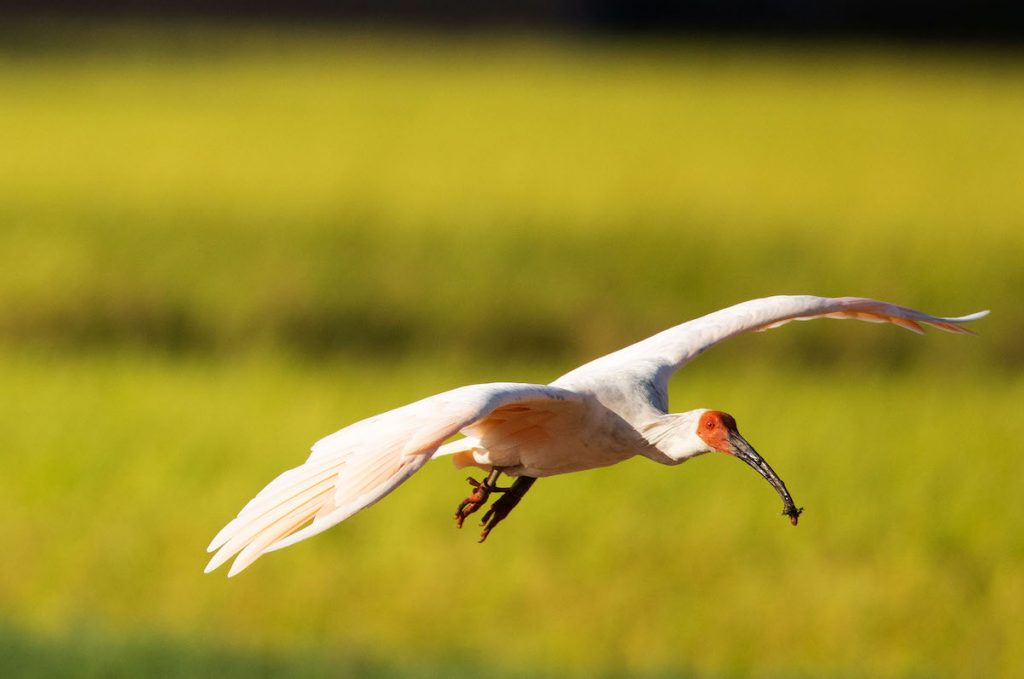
[206,295,987,576]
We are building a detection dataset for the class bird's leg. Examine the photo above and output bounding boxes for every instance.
[478,476,536,543]
[454,468,502,528]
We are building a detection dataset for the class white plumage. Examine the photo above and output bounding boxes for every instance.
[206,295,987,576]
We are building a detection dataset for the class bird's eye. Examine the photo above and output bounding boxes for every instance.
[705,420,715,429]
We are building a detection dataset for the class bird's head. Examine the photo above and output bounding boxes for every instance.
[653,409,803,525]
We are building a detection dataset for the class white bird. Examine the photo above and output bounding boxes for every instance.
[206,295,987,576]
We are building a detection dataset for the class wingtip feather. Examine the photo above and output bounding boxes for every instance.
[207,519,238,553]
[923,308,989,335]
[890,317,926,334]
[204,549,232,574]
[955,309,990,322]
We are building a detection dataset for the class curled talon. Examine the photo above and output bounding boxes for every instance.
[454,469,501,528]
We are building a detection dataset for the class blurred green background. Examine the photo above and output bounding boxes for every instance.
[1,22,1022,678]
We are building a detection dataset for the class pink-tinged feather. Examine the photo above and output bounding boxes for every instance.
[205,382,584,575]
[227,498,327,577]
[204,478,337,573]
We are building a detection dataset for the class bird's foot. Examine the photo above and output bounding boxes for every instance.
[478,477,536,543]
[454,471,501,528]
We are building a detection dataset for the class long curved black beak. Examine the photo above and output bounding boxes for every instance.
[728,432,803,525]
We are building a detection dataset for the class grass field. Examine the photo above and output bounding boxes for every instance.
[1,24,1020,366]
[1,22,1022,678]
[4,351,1023,678]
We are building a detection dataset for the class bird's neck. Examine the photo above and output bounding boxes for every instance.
[638,410,709,465]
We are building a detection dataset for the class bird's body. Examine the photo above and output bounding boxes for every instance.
[434,384,650,477]
[206,295,987,576]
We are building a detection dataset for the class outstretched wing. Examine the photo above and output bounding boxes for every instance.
[205,382,583,576]
[559,295,988,401]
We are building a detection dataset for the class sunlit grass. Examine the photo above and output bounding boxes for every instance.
[0,23,1021,678]
[0,27,1018,366]
[2,27,1022,231]
[1,350,1021,678]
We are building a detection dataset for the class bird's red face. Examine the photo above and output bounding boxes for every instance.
[696,410,739,454]
[696,410,803,525]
